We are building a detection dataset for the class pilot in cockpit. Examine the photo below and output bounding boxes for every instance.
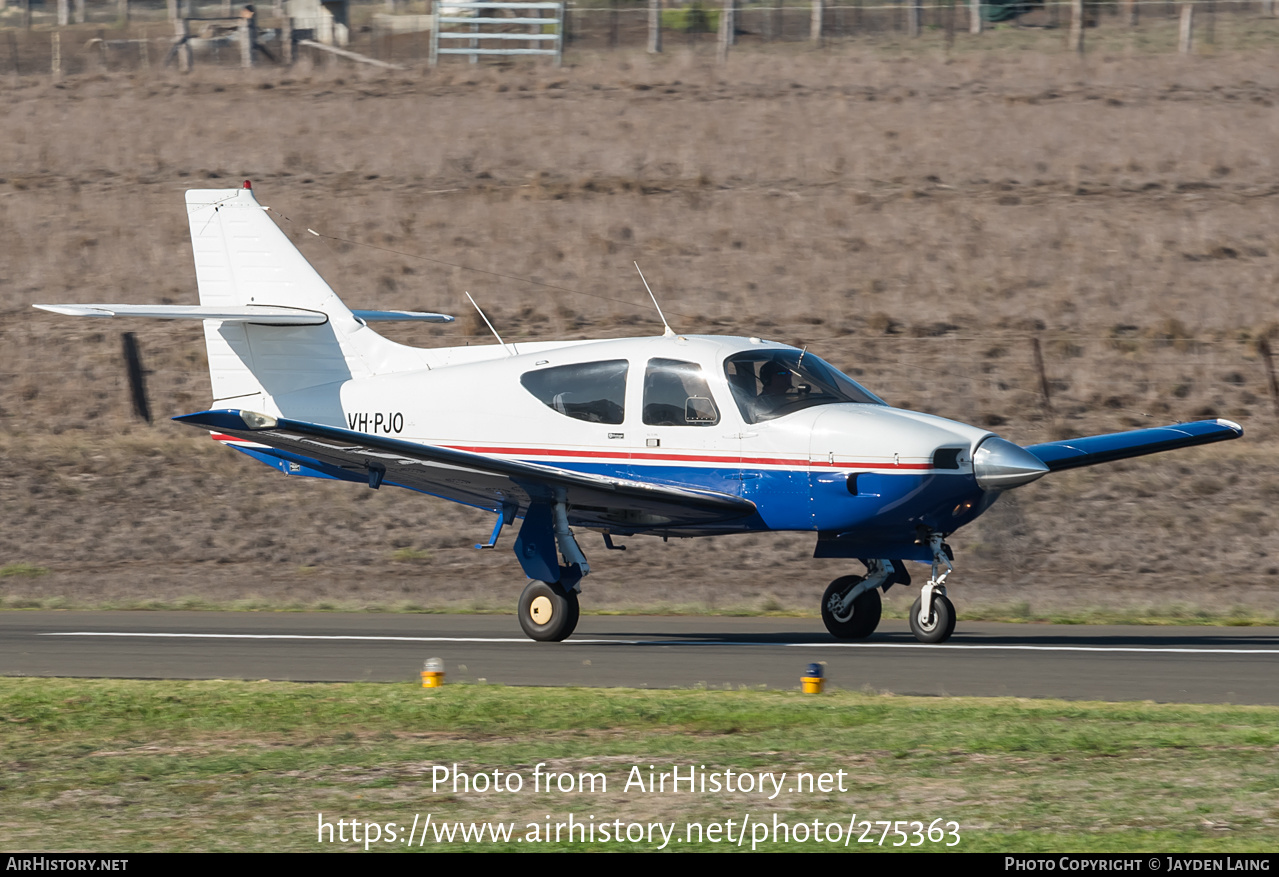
[759,360,793,399]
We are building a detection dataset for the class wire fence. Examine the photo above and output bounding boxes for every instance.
[0,0,1276,75]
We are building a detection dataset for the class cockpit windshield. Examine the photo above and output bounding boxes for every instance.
[723,349,886,424]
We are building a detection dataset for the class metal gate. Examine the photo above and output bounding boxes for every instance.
[429,1,565,65]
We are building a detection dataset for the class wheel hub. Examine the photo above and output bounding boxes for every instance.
[827,592,855,623]
[529,595,554,624]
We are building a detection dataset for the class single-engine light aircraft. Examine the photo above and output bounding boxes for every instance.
[36,183,1243,643]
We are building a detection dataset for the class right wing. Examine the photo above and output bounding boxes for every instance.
[1025,419,1243,472]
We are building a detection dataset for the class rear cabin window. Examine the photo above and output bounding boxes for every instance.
[520,360,628,425]
[642,358,720,427]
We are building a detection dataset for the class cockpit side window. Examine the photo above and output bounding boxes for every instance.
[520,360,627,425]
[723,350,885,424]
[643,358,720,427]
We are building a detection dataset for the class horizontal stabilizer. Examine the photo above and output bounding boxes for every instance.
[352,310,455,323]
[33,304,328,326]
[1026,419,1243,472]
[174,409,757,532]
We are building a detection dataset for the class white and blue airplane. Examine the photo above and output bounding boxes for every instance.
[36,183,1244,643]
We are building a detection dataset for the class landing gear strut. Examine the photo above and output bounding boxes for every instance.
[910,533,957,644]
[511,495,590,642]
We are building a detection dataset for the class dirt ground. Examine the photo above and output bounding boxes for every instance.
[1,45,1277,619]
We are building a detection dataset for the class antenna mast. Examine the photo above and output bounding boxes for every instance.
[634,262,675,337]
[465,292,515,356]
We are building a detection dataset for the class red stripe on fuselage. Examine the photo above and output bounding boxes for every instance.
[212,432,936,472]
[444,444,934,471]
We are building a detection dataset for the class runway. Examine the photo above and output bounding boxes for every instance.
[2,611,1277,703]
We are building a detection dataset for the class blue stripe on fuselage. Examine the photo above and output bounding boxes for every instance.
[228,445,985,537]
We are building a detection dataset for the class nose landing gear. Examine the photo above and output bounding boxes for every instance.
[910,533,957,644]
[819,537,960,644]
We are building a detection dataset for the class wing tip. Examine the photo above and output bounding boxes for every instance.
[33,304,112,317]
[1215,418,1244,437]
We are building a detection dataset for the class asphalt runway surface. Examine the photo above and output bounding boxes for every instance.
[3,611,1278,704]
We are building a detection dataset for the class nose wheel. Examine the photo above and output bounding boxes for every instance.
[909,592,956,643]
[518,579,580,642]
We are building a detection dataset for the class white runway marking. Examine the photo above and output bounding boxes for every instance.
[41,632,1279,655]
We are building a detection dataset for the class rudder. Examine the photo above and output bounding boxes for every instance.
[186,184,358,405]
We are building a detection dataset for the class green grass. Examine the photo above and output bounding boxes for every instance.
[2,679,1277,851]
[0,563,51,579]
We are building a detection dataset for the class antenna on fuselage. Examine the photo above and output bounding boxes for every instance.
[465,292,515,356]
[634,262,675,338]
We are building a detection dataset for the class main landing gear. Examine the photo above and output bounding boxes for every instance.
[518,579,580,642]
[821,559,894,640]
[821,574,882,639]
[821,534,959,644]
[507,497,593,642]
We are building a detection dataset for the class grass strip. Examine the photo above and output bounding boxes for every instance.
[1,679,1277,852]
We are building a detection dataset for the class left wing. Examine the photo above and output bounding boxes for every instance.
[174,409,756,532]
[1025,418,1242,472]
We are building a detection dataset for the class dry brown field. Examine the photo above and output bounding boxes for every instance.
[1,38,1277,621]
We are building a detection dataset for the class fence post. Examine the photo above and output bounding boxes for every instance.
[968,0,981,33]
[907,0,920,36]
[1122,0,1137,25]
[119,0,130,22]
[176,17,192,71]
[74,0,84,23]
[57,0,69,26]
[51,30,61,76]
[717,0,734,62]
[282,15,293,63]
[240,14,255,67]
[121,333,153,424]
[647,0,662,52]
[1259,337,1279,416]
[1032,337,1052,411]
[1178,1,1193,52]
[811,0,823,42]
[1263,0,1275,18]
[1068,0,1084,53]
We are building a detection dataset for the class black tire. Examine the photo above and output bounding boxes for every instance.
[909,593,956,644]
[518,580,580,642]
[821,575,882,639]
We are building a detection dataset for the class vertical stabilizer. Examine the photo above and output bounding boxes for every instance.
[185,184,428,414]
